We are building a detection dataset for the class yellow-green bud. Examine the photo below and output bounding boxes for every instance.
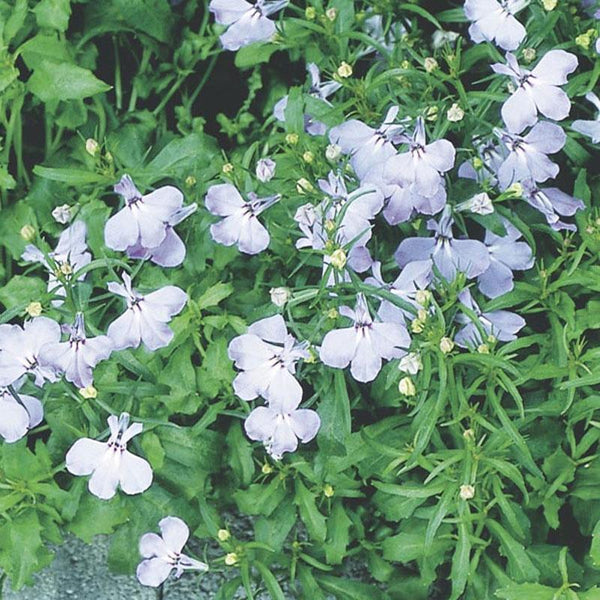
[337,61,353,78]
[217,529,230,542]
[330,248,347,270]
[399,376,416,397]
[285,133,299,145]
[305,6,316,19]
[424,57,438,73]
[225,553,238,566]
[26,302,43,317]
[222,162,234,174]
[303,151,314,163]
[20,225,36,242]
[460,484,475,500]
[85,138,99,156]
[323,484,334,498]
[440,337,454,354]
[79,385,97,399]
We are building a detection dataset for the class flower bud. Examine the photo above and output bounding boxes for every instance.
[460,484,475,500]
[20,224,36,242]
[222,162,234,174]
[261,463,273,474]
[411,319,424,334]
[398,352,422,375]
[323,484,334,498]
[522,47,536,63]
[337,62,353,78]
[542,0,557,10]
[217,529,230,542]
[225,553,238,566]
[256,157,276,182]
[327,308,338,320]
[415,289,431,306]
[507,182,523,197]
[326,144,341,161]
[417,308,428,321]
[457,192,494,215]
[424,57,438,73]
[26,302,43,317]
[463,428,475,442]
[296,178,314,194]
[330,248,347,270]
[85,138,99,156]
[52,204,72,224]
[302,151,314,164]
[185,175,197,187]
[426,105,439,121]
[285,133,299,145]
[477,343,490,354]
[305,6,316,19]
[324,219,336,233]
[439,337,454,354]
[447,103,464,122]
[270,287,291,307]
[326,7,337,21]
[399,376,416,397]
[79,385,97,399]
[60,262,73,276]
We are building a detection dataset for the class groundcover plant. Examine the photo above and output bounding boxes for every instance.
[2,0,600,598]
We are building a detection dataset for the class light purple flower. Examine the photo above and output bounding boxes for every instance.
[105,175,184,253]
[572,92,600,143]
[274,63,341,136]
[320,294,411,383]
[256,157,276,182]
[106,273,187,352]
[492,50,578,133]
[366,260,432,325]
[38,313,113,389]
[22,221,92,305]
[477,219,534,298]
[455,289,525,347]
[382,117,455,221]
[495,122,566,189]
[458,139,505,188]
[0,317,60,387]
[124,203,197,268]
[395,207,490,283]
[464,0,527,51]
[205,184,279,255]
[244,395,320,459]
[329,106,406,179]
[66,412,153,500]
[137,517,208,587]
[0,385,43,443]
[228,315,308,405]
[521,180,584,231]
[209,0,287,51]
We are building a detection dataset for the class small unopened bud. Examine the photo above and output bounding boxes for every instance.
[398,352,422,375]
[399,376,416,397]
[424,57,438,73]
[222,162,234,174]
[326,7,337,21]
[85,138,99,156]
[522,47,536,63]
[576,33,592,49]
[261,463,273,474]
[256,157,276,182]
[305,6,316,19]
[52,204,72,224]
[217,529,230,542]
[330,248,347,270]
[302,151,314,163]
[296,178,314,194]
[327,308,338,320]
[463,428,475,441]
[447,103,464,122]
[507,182,523,197]
[401,60,410,70]
[411,319,424,334]
[324,219,336,233]
[440,337,454,354]
[285,133,299,145]
[326,144,341,161]
[270,287,291,307]
[415,289,431,306]
[487,335,497,344]
[323,484,334,498]
[417,308,428,321]
[477,343,490,354]
[26,302,43,317]
[185,175,197,187]
[59,262,73,276]
[225,553,238,566]
[426,105,439,121]
[460,484,475,500]
[472,157,484,170]
[20,225,36,242]
[542,0,557,10]
[79,385,97,399]
[337,61,353,78]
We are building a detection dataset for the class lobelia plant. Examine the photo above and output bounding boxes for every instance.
[1,0,600,599]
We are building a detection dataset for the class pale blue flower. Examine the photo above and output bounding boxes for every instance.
[244,395,320,459]
[0,384,43,443]
[572,92,600,143]
[137,517,208,588]
[521,180,585,231]
[492,50,578,133]
[464,0,527,51]
[210,0,288,51]
[66,412,153,500]
[320,294,411,383]
[205,184,279,255]
[106,273,187,352]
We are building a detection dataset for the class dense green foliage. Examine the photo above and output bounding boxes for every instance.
[2,0,600,598]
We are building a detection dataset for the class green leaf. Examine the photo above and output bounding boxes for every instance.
[33,0,71,32]
[487,521,540,583]
[317,370,351,456]
[0,276,46,310]
[28,60,111,102]
[235,43,278,69]
[317,574,390,600]
[32,166,110,185]
[590,519,600,568]
[255,562,286,600]
[195,282,234,311]
[495,582,558,600]
[450,521,471,600]
[323,501,352,564]
[295,479,327,543]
